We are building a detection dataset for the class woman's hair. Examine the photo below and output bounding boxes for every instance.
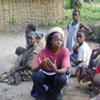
[27,24,36,31]
[73,9,80,15]
[46,32,64,49]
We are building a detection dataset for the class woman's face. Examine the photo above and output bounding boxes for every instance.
[51,32,63,51]
[27,35,37,46]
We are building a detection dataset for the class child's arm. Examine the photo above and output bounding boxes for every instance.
[80,23,92,35]
[88,48,100,69]
[93,48,100,59]
[71,55,82,65]
[70,55,79,65]
[67,22,70,31]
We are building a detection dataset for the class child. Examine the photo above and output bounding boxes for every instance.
[66,9,92,52]
[89,74,100,100]
[76,48,100,83]
[70,44,78,67]
[72,31,92,67]
[0,31,40,85]
[31,27,71,100]
[73,31,92,82]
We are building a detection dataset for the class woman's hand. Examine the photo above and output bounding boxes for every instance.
[38,58,47,69]
[45,58,57,72]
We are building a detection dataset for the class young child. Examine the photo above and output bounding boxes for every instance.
[72,31,92,66]
[0,31,40,85]
[66,9,92,52]
[89,74,100,100]
[73,31,92,82]
[76,47,100,83]
[70,44,78,67]
[31,27,71,100]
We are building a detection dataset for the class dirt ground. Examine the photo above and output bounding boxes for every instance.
[0,27,99,100]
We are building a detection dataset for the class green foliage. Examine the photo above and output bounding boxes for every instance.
[95,0,100,3]
[88,25,100,43]
[84,0,89,2]
[64,0,71,9]
[70,0,83,9]
[41,3,100,43]
[9,18,16,24]
[64,4,100,42]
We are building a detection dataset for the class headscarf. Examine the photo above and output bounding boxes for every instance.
[45,27,64,41]
[29,31,43,39]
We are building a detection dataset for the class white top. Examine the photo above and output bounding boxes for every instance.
[78,42,92,66]
[66,20,81,52]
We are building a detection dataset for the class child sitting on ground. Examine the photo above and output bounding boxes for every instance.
[70,31,92,76]
[89,74,100,100]
[76,47,100,83]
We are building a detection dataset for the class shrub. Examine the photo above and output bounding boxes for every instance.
[87,25,100,43]
[64,0,71,9]
[70,0,83,9]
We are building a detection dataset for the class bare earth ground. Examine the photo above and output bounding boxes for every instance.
[0,27,99,100]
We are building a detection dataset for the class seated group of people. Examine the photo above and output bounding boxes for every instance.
[0,23,100,100]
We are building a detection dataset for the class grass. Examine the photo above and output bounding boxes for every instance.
[40,3,100,42]
[40,3,100,28]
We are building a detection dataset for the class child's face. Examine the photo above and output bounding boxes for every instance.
[51,33,63,50]
[25,27,32,36]
[72,11,80,22]
[73,47,78,54]
[27,35,37,46]
[77,33,85,44]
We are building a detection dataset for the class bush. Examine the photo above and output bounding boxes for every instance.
[70,0,83,9]
[64,0,71,9]
[87,25,100,43]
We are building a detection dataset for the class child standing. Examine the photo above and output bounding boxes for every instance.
[66,10,92,52]
[31,27,71,100]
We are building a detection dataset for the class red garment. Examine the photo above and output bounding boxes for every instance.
[95,62,100,76]
[33,47,71,71]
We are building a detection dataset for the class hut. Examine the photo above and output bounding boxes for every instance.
[0,0,65,31]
